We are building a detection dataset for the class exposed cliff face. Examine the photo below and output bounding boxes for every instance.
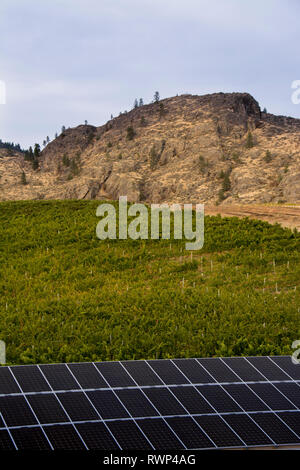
[1,92,300,204]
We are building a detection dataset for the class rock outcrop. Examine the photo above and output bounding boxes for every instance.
[1,92,300,204]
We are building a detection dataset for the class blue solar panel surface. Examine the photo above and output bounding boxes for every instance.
[0,356,300,450]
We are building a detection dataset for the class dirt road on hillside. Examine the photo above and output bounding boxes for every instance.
[204,204,300,231]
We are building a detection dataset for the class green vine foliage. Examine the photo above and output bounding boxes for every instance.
[0,200,299,364]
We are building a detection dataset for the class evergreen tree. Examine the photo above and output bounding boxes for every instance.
[149,145,158,170]
[61,125,66,133]
[133,99,138,109]
[46,136,50,143]
[43,140,46,147]
[264,150,272,163]
[222,171,231,192]
[0,139,23,152]
[32,159,39,170]
[85,120,88,125]
[159,102,165,117]
[28,146,34,161]
[34,143,40,159]
[55,132,58,139]
[246,131,254,149]
[24,150,31,161]
[20,171,27,185]
[139,98,144,107]
[62,154,70,166]
[154,91,160,103]
[126,126,135,140]
[218,189,226,202]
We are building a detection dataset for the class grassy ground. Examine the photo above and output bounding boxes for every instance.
[0,200,299,365]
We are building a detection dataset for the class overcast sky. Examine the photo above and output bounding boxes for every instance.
[1,0,300,148]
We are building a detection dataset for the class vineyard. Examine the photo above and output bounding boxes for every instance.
[0,200,300,365]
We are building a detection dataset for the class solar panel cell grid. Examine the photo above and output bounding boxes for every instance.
[277,411,300,437]
[166,417,215,449]
[143,387,186,416]
[107,420,153,450]
[0,368,20,394]
[270,356,300,380]
[39,364,80,391]
[0,429,16,450]
[11,365,51,393]
[274,382,300,408]
[27,393,69,424]
[122,360,163,386]
[87,390,129,419]
[146,360,189,385]
[251,413,300,445]
[195,415,244,448]
[115,389,159,418]
[222,384,269,412]
[171,386,214,415]
[75,422,120,450]
[11,426,52,450]
[223,414,273,447]
[222,357,266,382]
[0,396,37,427]
[197,358,241,383]
[95,362,135,387]
[68,363,108,389]
[246,357,290,381]
[0,356,299,450]
[57,391,99,421]
[43,424,87,450]
[197,385,242,413]
[138,418,185,450]
[248,383,296,411]
[172,359,216,384]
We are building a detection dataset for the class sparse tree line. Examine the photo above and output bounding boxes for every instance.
[24,143,41,170]
[133,91,160,110]
[58,152,82,180]
[21,91,162,170]
[0,139,24,153]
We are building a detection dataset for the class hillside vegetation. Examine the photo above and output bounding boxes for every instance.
[0,200,300,365]
[1,92,300,204]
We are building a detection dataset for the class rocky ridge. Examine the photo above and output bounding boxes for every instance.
[1,92,300,205]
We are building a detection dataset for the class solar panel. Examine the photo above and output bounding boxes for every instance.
[122,360,163,386]
[197,358,242,383]
[86,390,129,419]
[0,356,299,450]
[173,358,216,383]
[10,365,51,393]
[39,364,80,391]
[137,418,185,450]
[246,357,291,381]
[11,426,52,450]
[270,356,300,380]
[143,387,186,415]
[0,429,16,450]
[223,413,273,446]
[194,414,244,448]
[146,359,190,385]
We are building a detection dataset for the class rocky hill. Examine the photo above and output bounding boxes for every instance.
[1,92,300,204]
